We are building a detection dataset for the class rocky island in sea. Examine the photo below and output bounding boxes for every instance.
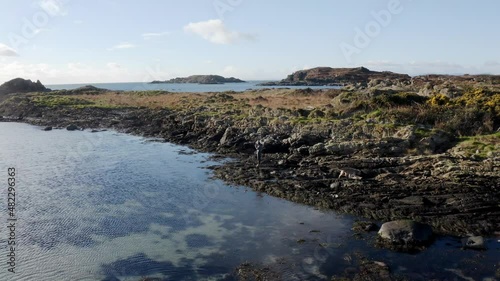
[259,66,410,86]
[151,75,245,84]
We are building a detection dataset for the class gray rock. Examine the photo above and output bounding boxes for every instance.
[219,127,238,146]
[378,220,433,244]
[461,236,486,250]
[43,126,52,131]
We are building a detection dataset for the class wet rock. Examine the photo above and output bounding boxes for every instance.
[395,196,429,206]
[352,221,379,232]
[353,261,395,281]
[234,262,281,281]
[43,126,52,131]
[378,220,433,251]
[461,236,486,250]
[66,124,79,131]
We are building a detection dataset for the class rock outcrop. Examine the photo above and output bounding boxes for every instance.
[151,75,245,84]
[0,78,49,95]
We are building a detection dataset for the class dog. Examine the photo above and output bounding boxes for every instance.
[338,168,362,180]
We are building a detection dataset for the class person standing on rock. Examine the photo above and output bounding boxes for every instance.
[255,140,264,167]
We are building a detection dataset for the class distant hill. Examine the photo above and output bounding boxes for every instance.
[0,78,49,95]
[151,75,245,84]
[259,67,411,86]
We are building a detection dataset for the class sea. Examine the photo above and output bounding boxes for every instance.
[46,81,341,92]
[0,123,498,280]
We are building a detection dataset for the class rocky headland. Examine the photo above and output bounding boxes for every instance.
[151,75,245,84]
[0,74,499,241]
[0,78,50,102]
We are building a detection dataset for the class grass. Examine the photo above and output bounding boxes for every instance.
[19,87,499,139]
[454,132,500,157]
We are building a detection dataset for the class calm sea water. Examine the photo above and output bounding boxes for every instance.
[46,81,341,92]
[0,123,498,281]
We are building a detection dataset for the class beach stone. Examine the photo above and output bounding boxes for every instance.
[378,220,433,244]
[43,126,52,131]
[461,236,486,250]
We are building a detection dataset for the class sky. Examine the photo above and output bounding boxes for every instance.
[1,0,500,84]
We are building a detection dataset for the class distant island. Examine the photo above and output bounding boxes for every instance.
[151,75,245,85]
[258,67,410,86]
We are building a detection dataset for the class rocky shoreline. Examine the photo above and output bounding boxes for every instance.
[1,94,498,239]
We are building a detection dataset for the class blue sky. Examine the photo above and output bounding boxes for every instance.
[1,0,499,84]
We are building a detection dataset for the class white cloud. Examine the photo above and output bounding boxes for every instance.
[0,44,19,56]
[39,0,67,16]
[107,43,136,51]
[142,32,170,40]
[184,19,255,44]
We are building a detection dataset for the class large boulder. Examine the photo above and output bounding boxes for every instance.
[378,220,433,251]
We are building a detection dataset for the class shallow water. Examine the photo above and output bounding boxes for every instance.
[46,81,341,92]
[0,123,498,281]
